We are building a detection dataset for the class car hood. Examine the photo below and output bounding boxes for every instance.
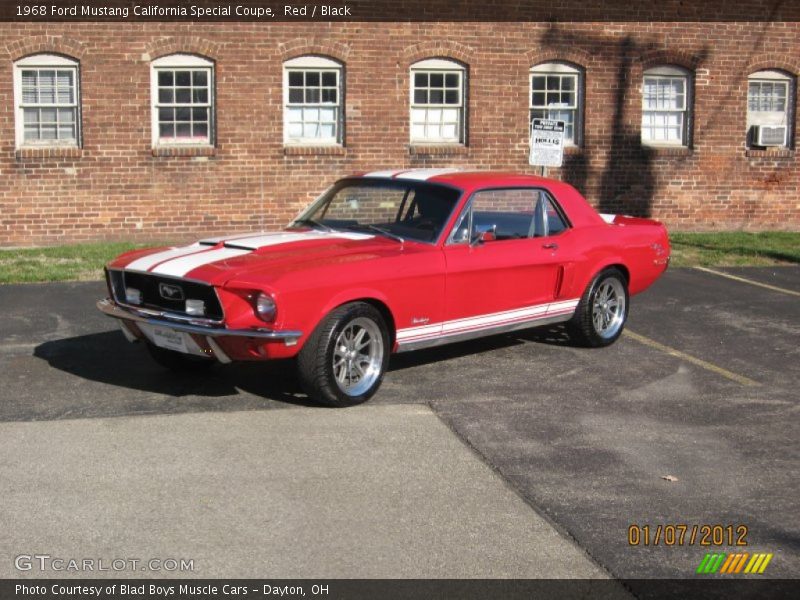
[111,229,413,286]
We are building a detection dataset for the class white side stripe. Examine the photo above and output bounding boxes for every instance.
[396,299,580,342]
[150,247,252,277]
[124,243,205,273]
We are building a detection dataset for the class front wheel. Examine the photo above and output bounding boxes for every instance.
[297,302,390,407]
[568,268,629,347]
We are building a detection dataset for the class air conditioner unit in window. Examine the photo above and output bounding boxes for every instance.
[755,125,788,147]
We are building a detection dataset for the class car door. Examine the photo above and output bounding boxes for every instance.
[442,187,568,330]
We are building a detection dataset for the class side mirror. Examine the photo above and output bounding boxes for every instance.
[470,224,497,246]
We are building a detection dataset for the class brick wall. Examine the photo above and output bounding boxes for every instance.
[0,19,798,246]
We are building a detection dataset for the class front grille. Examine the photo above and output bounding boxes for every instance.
[107,270,224,321]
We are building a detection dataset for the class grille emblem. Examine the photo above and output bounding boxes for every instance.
[158,282,184,301]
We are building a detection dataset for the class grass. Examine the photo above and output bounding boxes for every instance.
[668,232,800,267]
[0,242,149,284]
[0,233,798,283]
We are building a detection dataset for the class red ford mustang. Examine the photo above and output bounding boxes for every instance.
[99,170,670,406]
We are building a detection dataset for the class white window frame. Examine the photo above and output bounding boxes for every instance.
[641,66,691,147]
[283,56,344,146]
[747,69,794,148]
[150,54,214,148]
[530,62,582,147]
[13,54,81,149]
[410,58,466,144]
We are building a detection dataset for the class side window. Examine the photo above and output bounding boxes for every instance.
[452,189,569,243]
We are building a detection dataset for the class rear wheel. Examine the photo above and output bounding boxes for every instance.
[568,268,629,347]
[297,302,390,407]
[146,343,214,372]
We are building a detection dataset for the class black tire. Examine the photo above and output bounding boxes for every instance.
[297,302,390,407]
[146,342,215,372]
[568,267,629,348]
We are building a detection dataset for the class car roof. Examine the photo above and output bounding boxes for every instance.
[356,169,561,192]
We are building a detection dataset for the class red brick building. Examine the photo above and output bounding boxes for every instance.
[1,11,799,246]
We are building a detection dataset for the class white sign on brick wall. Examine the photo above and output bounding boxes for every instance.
[529,118,565,168]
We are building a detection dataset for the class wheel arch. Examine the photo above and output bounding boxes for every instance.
[312,289,398,348]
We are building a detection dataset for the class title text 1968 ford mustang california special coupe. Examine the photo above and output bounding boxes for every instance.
[98,169,670,406]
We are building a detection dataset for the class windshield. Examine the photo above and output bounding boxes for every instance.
[290,179,462,243]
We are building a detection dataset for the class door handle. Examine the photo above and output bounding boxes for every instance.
[542,243,559,250]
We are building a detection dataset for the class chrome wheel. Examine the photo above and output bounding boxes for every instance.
[332,317,384,397]
[592,277,626,339]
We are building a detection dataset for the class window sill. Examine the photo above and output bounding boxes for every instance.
[745,148,794,159]
[642,145,693,157]
[283,145,346,156]
[16,146,82,160]
[152,145,216,158]
[409,144,469,157]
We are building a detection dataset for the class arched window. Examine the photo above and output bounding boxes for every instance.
[13,53,81,148]
[410,58,466,144]
[747,69,794,148]
[641,66,692,147]
[283,56,344,145]
[530,62,583,146]
[151,54,214,147]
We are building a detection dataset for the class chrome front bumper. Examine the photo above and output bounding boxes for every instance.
[96,298,303,342]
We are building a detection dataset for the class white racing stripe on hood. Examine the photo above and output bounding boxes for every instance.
[148,231,374,277]
[124,243,206,272]
[150,247,253,277]
[223,230,372,250]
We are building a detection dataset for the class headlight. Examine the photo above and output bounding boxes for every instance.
[255,292,277,322]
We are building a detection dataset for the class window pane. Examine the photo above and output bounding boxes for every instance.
[288,122,303,138]
[411,123,426,139]
[562,76,575,91]
[320,123,335,138]
[413,89,427,104]
[192,107,207,121]
[40,107,57,123]
[176,122,191,137]
[192,70,208,86]
[288,71,303,86]
[322,72,336,86]
[442,123,457,139]
[305,88,320,103]
[158,88,174,103]
[532,76,546,91]
[58,108,75,124]
[193,88,208,103]
[547,76,559,90]
[39,70,55,87]
[430,89,444,104]
[158,71,173,86]
[58,124,75,140]
[288,88,304,103]
[158,107,174,122]
[445,73,459,87]
[321,88,337,103]
[40,123,57,140]
[414,72,428,87]
[24,125,39,141]
[320,107,336,122]
[176,107,191,121]
[175,71,191,86]
[444,90,458,104]
[430,73,444,87]
[57,86,73,104]
[39,87,56,104]
[303,122,319,138]
[193,122,208,138]
[532,92,546,107]
[159,123,174,138]
[175,89,191,103]
[23,108,39,124]
[305,71,320,86]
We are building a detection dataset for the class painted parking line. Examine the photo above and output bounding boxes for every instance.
[693,266,800,298]
[623,329,760,387]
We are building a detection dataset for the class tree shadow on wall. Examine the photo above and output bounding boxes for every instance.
[540,29,709,218]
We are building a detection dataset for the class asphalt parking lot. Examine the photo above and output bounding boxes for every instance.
[0,266,797,584]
